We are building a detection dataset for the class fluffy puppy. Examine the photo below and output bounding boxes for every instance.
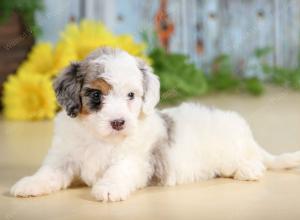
[11,47,300,202]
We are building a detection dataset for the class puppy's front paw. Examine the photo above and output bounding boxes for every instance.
[11,176,55,197]
[92,183,130,202]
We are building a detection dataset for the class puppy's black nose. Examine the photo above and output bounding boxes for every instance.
[110,119,125,131]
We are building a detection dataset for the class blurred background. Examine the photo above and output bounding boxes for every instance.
[0,0,299,138]
[1,0,300,120]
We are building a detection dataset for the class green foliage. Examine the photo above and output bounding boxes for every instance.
[207,54,264,96]
[140,30,160,54]
[255,47,300,91]
[206,55,240,92]
[263,65,300,90]
[0,0,44,37]
[149,48,208,103]
[149,49,265,104]
[146,40,299,103]
[148,48,266,103]
[242,77,264,96]
[290,71,300,90]
[254,47,273,58]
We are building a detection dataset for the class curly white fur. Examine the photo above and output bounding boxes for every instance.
[11,48,300,202]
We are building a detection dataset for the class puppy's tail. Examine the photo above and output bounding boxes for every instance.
[260,148,300,170]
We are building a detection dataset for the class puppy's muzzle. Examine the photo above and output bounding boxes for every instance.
[110,119,125,131]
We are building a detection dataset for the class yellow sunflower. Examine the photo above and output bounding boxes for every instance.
[2,72,57,120]
[2,20,150,121]
[59,20,147,60]
[19,42,77,77]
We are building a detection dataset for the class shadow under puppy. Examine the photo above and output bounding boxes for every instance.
[11,47,300,202]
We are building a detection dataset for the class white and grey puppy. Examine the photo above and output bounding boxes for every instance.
[11,47,300,202]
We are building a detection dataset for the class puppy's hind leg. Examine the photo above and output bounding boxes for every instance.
[235,139,300,181]
[232,139,267,181]
[233,160,266,181]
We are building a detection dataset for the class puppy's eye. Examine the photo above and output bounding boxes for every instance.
[90,90,101,103]
[127,92,135,100]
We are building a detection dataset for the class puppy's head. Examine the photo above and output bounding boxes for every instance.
[54,47,160,140]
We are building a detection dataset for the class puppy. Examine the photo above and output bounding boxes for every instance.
[11,47,300,202]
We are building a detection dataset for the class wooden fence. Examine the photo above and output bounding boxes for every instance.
[39,0,300,70]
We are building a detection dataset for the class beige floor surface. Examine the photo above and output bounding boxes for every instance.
[0,86,300,220]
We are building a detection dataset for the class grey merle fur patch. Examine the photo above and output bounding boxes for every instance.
[54,62,84,118]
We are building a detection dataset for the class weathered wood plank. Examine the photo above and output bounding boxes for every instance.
[274,0,300,68]
[195,0,219,69]
[166,0,184,53]
[217,0,275,73]
[37,0,81,42]
[183,0,198,60]
[73,0,300,70]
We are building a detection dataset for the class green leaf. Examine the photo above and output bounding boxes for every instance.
[254,47,273,58]
[0,0,44,37]
[149,48,208,103]
[243,77,264,96]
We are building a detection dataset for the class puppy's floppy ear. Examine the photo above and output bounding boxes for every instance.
[54,62,84,118]
[136,58,160,115]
